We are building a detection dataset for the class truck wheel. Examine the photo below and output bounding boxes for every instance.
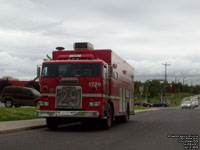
[5,99,13,108]
[46,118,58,129]
[102,104,113,129]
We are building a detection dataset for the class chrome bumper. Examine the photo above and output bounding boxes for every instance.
[36,110,99,118]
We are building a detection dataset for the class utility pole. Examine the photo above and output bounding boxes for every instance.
[162,62,171,83]
[162,62,171,101]
[175,77,177,105]
[183,77,186,85]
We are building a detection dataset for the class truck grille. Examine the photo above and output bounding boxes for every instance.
[56,86,82,109]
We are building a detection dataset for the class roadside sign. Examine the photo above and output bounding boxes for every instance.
[139,86,144,95]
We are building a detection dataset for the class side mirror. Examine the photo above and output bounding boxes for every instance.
[37,65,41,78]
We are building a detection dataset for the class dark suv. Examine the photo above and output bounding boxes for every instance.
[0,86,40,108]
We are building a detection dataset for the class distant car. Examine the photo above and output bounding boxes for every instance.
[143,102,153,107]
[152,102,169,107]
[191,100,198,107]
[134,101,142,106]
[181,101,195,109]
[190,97,199,107]
[134,101,153,107]
[0,86,40,108]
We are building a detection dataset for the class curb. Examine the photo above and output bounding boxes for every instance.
[0,125,47,135]
[0,119,46,135]
[135,108,160,114]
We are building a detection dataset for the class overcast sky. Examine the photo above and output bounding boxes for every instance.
[0,0,200,85]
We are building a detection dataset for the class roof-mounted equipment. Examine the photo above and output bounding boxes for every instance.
[56,47,65,51]
[73,42,94,50]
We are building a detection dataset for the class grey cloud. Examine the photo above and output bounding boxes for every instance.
[0,0,200,83]
[0,52,41,80]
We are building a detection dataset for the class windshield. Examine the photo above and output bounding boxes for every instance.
[30,88,40,95]
[183,101,191,104]
[42,63,101,77]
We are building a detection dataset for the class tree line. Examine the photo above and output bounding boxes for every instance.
[134,80,200,100]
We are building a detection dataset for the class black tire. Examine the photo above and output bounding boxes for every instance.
[46,118,59,130]
[5,99,13,108]
[101,104,113,130]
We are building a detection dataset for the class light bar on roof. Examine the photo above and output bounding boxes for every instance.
[73,42,94,50]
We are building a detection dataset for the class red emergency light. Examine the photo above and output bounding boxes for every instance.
[57,54,94,60]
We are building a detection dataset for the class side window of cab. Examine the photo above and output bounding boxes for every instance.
[103,65,107,78]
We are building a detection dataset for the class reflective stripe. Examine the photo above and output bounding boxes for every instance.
[82,94,102,97]
[83,94,120,99]
[40,93,120,99]
[40,93,55,97]
[102,94,120,99]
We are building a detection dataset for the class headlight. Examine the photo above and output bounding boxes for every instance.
[89,101,100,107]
[39,101,49,106]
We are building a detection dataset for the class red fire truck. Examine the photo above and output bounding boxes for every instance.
[36,42,135,129]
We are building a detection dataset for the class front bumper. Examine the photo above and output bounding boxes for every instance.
[36,110,99,118]
[181,106,192,108]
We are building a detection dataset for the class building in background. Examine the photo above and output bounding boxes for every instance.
[0,76,39,93]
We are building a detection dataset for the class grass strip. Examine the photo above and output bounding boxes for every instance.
[0,107,38,121]
[134,106,150,110]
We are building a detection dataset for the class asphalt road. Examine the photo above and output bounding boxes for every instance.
[0,107,199,150]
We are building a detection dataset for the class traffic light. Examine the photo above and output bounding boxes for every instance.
[169,84,173,88]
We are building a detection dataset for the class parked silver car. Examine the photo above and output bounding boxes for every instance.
[181,101,195,109]
[191,100,198,107]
